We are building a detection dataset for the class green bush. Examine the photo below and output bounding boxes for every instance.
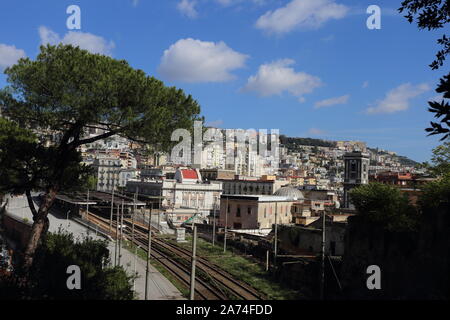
[21,229,135,299]
[419,173,450,211]
[349,183,419,231]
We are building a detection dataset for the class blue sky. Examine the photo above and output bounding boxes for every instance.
[0,0,449,162]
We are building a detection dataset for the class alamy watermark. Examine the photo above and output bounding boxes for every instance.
[66,5,81,30]
[366,265,381,290]
[66,265,81,290]
[367,5,381,30]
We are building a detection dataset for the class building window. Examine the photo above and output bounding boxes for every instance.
[191,193,197,207]
[264,208,266,218]
[236,205,241,217]
[182,192,188,206]
[247,207,251,215]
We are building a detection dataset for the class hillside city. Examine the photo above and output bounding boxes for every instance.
[0,0,449,304]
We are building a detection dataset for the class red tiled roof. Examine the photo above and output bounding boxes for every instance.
[181,169,198,180]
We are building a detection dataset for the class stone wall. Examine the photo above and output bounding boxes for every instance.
[340,203,450,299]
[1,212,32,250]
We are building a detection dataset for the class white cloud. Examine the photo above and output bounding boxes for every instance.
[255,0,348,35]
[158,38,248,83]
[39,26,115,56]
[366,83,430,114]
[0,44,26,71]
[241,59,322,100]
[314,94,349,109]
[362,81,369,88]
[308,128,326,135]
[177,0,198,19]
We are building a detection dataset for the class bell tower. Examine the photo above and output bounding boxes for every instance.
[343,151,369,209]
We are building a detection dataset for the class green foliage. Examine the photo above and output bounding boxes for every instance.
[349,183,419,231]
[25,230,134,299]
[399,0,450,69]
[0,44,202,152]
[85,175,97,191]
[0,117,93,195]
[279,135,336,151]
[426,74,450,140]
[0,44,202,195]
[399,1,450,140]
[419,172,450,210]
[430,140,450,175]
[422,140,450,176]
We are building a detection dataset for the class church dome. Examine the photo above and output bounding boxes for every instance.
[273,186,304,200]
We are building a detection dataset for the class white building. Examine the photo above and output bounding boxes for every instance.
[126,168,222,222]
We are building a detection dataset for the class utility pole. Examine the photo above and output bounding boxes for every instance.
[145,202,152,300]
[132,192,136,248]
[320,210,326,300]
[158,191,161,231]
[212,196,217,246]
[189,225,198,300]
[86,189,90,219]
[223,197,228,253]
[274,202,278,266]
[118,200,124,266]
[115,204,119,267]
[266,250,269,271]
[110,177,115,235]
[133,245,138,292]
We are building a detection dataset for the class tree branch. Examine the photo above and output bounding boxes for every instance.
[25,189,38,219]
[74,130,118,147]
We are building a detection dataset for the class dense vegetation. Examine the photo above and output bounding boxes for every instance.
[0,230,134,299]
[349,183,419,232]
[279,135,336,150]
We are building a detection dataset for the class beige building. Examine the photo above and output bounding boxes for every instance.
[219,187,305,230]
[219,195,296,230]
[200,168,235,181]
[221,178,288,196]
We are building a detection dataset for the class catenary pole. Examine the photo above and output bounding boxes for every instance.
[189,225,198,300]
[224,197,228,253]
[320,210,326,300]
[145,202,152,300]
[274,202,278,265]
[212,196,217,246]
[110,178,115,234]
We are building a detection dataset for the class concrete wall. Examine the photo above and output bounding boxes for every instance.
[1,213,32,250]
[277,221,346,256]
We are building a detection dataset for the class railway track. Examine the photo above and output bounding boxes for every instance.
[85,213,223,300]
[86,212,265,300]
[152,238,265,300]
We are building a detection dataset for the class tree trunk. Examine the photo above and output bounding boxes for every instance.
[23,189,56,269]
